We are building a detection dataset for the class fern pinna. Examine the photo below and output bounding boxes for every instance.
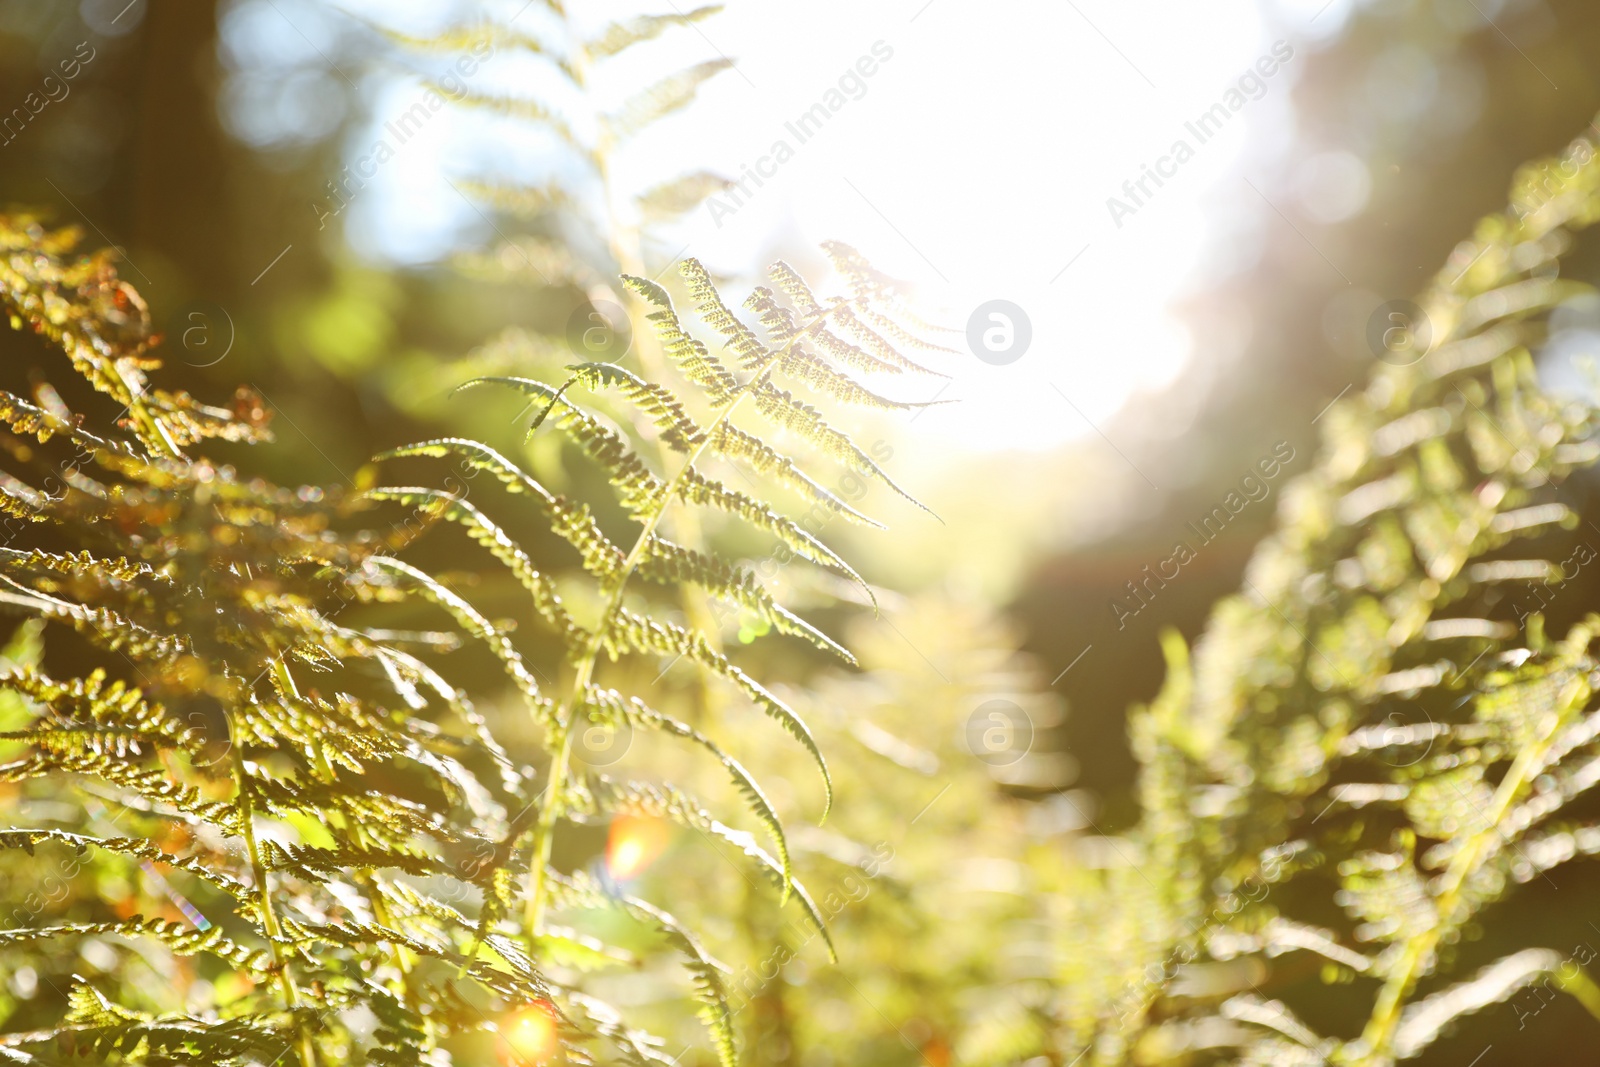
[1051,114,1600,1065]
[0,209,944,1065]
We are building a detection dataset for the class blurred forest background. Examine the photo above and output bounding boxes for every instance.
[6,0,1600,1064]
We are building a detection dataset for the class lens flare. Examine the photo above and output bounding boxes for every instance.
[498,1000,559,1065]
[605,814,672,881]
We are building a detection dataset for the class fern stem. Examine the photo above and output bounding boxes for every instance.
[228,705,316,1067]
[522,360,765,951]
[1555,965,1600,1023]
[524,707,579,944]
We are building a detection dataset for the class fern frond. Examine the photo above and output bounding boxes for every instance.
[607,59,734,141]
[24,994,292,1066]
[637,536,852,660]
[638,170,733,222]
[566,361,703,447]
[773,342,941,411]
[831,302,953,376]
[704,421,885,528]
[0,829,250,901]
[621,274,740,403]
[0,666,201,756]
[588,6,723,58]
[568,768,834,958]
[377,438,627,579]
[1096,114,1600,1065]
[680,258,773,371]
[439,88,585,154]
[0,917,272,972]
[363,486,578,638]
[676,467,872,586]
[259,839,453,882]
[547,869,737,1067]
[607,608,832,815]
[565,991,679,1065]
[462,375,665,517]
[749,382,935,516]
[579,686,793,884]
[0,575,186,663]
[362,556,551,713]
[0,751,239,831]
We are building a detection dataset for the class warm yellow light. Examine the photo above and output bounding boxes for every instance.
[605,815,672,881]
[498,1001,559,1065]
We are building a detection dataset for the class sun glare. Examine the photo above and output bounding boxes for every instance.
[498,1001,560,1065]
[605,814,673,881]
[332,0,1282,452]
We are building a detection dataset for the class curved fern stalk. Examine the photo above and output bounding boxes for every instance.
[1080,115,1600,1066]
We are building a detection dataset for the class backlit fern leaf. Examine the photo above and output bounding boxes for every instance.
[606,605,833,812]
[380,0,741,305]
[578,686,795,884]
[565,770,835,957]
[610,55,733,135]
[363,486,578,637]
[589,5,723,58]
[547,868,739,1067]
